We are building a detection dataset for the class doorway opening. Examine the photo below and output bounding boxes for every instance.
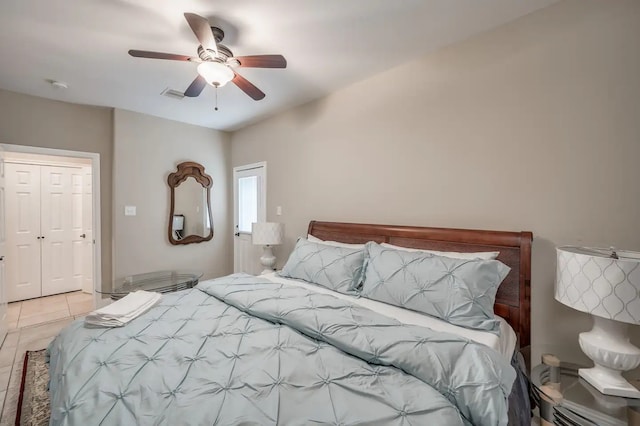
[2,145,100,330]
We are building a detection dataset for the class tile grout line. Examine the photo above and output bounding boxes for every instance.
[7,302,22,331]
[1,327,20,420]
[17,295,73,328]
[65,294,72,317]
[15,303,20,330]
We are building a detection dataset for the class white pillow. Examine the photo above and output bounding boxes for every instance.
[307,234,365,249]
[380,242,499,260]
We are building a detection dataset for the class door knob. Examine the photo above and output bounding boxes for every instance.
[234,232,240,237]
[80,233,86,238]
[37,236,41,240]
[0,256,4,261]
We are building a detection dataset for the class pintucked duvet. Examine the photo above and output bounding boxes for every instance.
[48,274,516,426]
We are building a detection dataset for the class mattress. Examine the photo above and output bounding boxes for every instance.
[263,272,517,360]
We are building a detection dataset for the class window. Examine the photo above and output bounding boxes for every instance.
[237,176,258,233]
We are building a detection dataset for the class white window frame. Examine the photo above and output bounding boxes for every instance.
[233,161,267,236]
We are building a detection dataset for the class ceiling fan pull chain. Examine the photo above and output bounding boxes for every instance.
[214,85,219,111]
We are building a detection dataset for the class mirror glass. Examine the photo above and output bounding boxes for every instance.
[171,177,210,240]
[167,161,213,245]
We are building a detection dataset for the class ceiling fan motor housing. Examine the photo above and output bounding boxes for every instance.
[197,27,232,62]
[198,44,233,63]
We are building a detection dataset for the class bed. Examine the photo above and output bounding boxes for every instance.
[48,221,533,426]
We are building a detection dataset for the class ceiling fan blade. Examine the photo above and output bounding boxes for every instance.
[232,72,265,100]
[234,55,287,68]
[184,13,217,55]
[184,75,207,97]
[128,50,195,61]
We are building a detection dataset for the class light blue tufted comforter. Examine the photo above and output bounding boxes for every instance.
[48,274,515,426]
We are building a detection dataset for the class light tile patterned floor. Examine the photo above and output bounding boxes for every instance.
[0,291,93,423]
[7,291,93,330]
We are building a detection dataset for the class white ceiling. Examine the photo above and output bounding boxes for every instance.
[0,0,558,131]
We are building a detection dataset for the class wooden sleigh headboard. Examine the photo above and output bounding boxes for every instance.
[308,221,533,348]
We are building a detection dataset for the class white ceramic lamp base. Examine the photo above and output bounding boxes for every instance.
[578,316,640,399]
[259,245,277,275]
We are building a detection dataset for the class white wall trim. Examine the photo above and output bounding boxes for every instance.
[4,155,90,168]
[1,143,102,309]
[5,159,85,168]
[234,161,267,173]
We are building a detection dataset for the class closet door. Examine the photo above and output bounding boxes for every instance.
[41,166,82,296]
[6,163,42,302]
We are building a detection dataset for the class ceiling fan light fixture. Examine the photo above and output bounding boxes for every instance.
[197,62,234,87]
[129,13,285,100]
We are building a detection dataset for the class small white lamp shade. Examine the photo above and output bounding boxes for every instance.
[556,246,640,398]
[172,215,184,231]
[252,222,285,275]
[252,222,284,246]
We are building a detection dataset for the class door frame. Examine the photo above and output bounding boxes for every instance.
[0,146,7,346]
[1,144,101,305]
[233,162,267,273]
[233,161,267,232]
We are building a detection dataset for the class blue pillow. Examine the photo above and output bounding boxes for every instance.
[279,238,364,294]
[361,242,510,332]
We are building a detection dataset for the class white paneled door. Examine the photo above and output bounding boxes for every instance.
[233,163,266,274]
[6,162,86,302]
[40,165,67,296]
[6,163,42,301]
[0,148,8,345]
[40,166,83,296]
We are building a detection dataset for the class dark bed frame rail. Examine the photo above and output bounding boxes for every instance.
[307,221,533,348]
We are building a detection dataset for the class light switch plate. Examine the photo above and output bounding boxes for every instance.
[276,206,282,216]
[124,206,136,216]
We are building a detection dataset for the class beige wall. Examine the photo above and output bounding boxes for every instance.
[0,89,114,290]
[113,109,233,283]
[0,90,233,293]
[231,0,640,363]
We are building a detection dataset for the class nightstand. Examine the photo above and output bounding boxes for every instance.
[530,353,640,425]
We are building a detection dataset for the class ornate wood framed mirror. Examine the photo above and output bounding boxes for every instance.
[167,162,213,245]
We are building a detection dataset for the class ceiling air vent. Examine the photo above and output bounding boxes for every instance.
[161,88,185,100]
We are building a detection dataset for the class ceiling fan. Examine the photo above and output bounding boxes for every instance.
[128,13,287,101]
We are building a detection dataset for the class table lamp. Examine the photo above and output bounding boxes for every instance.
[252,222,284,274]
[556,246,640,398]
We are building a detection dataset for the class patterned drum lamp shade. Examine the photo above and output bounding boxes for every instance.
[556,246,640,398]
[252,222,285,274]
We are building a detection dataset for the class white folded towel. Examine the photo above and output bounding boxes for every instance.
[85,290,162,327]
